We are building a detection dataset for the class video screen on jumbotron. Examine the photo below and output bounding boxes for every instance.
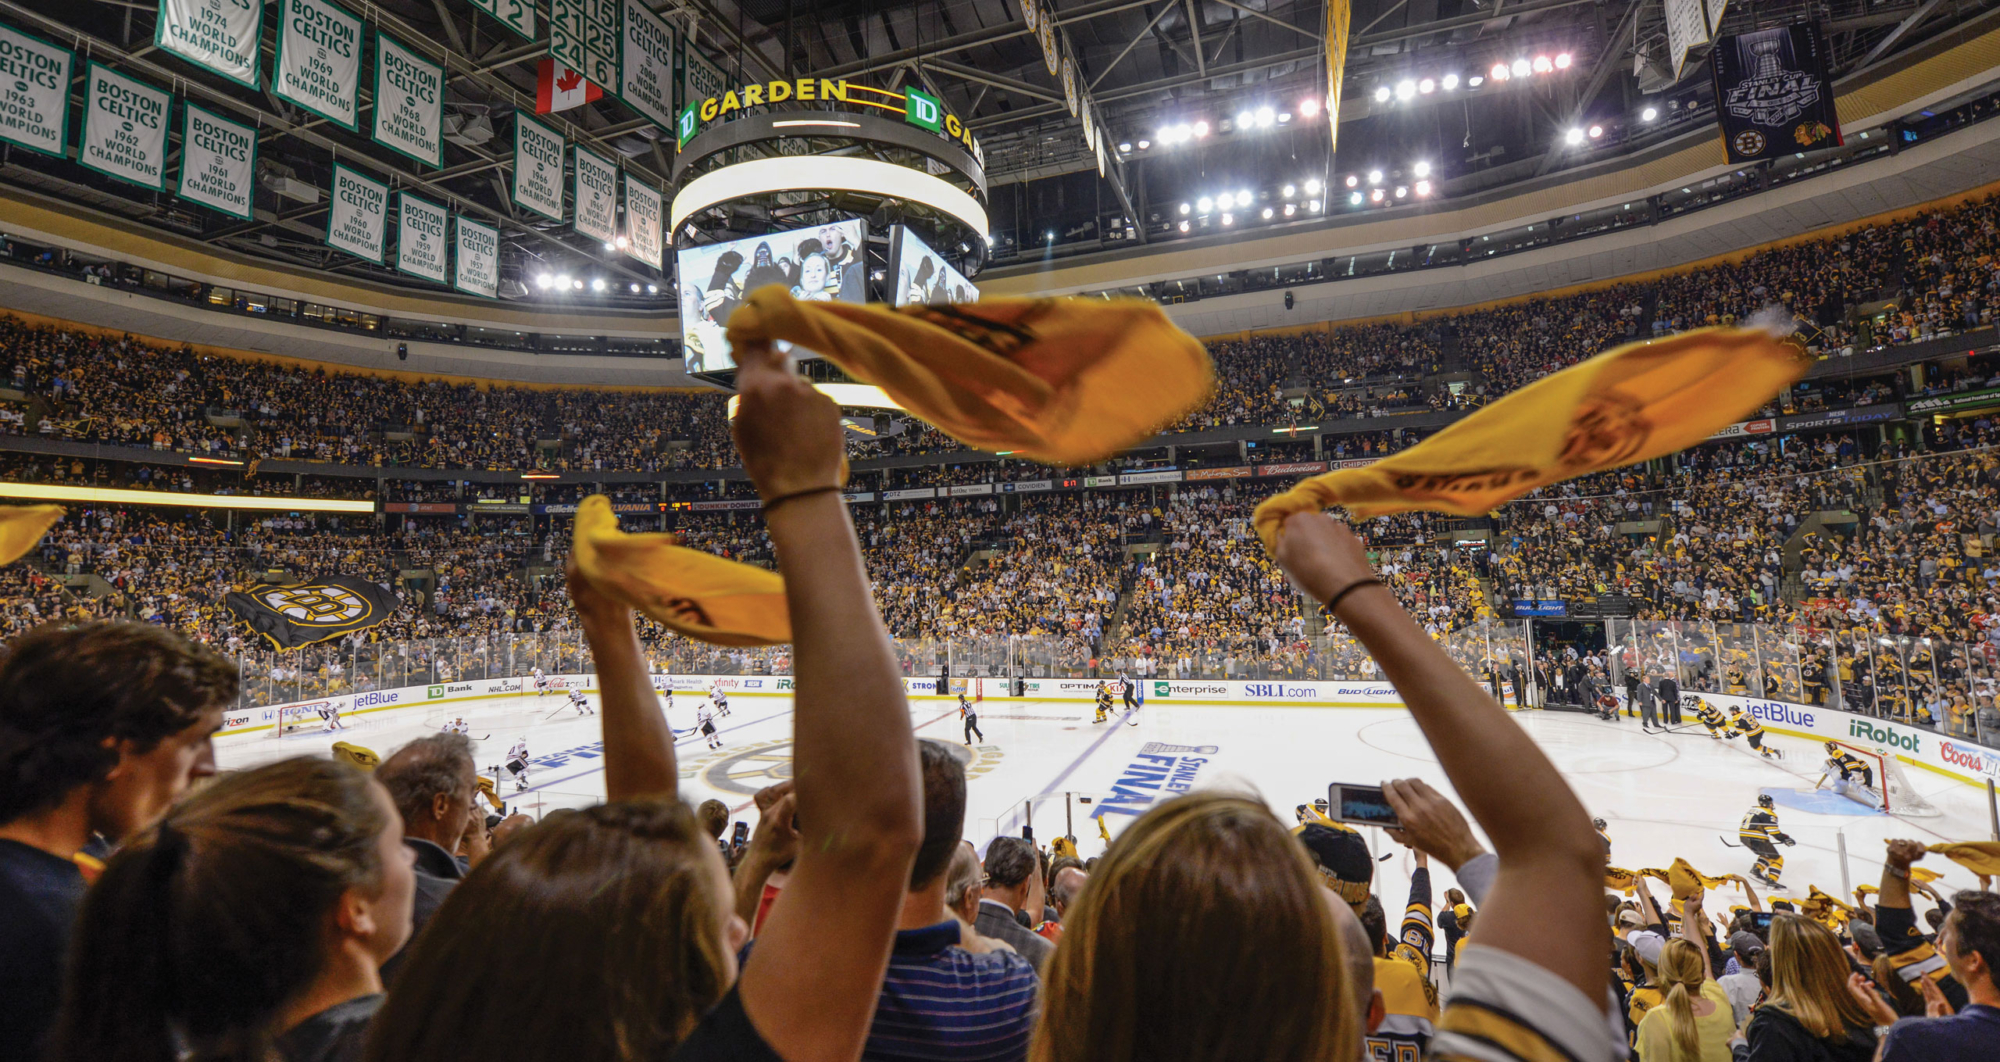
[887,225,979,307]
[676,218,868,374]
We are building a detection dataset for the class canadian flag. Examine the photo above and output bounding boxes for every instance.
[536,59,603,114]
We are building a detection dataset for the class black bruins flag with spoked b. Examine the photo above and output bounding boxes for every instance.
[227,576,401,650]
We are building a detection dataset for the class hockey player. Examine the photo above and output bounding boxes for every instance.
[1593,817,1612,855]
[532,666,549,695]
[1093,681,1112,724]
[1824,741,1875,791]
[318,701,346,732]
[506,739,531,791]
[697,702,722,750]
[1738,794,1797,887]
[567,687,595,716]
[1692,697,1730,738]
[1726,708,1781,759]
[709,681,731,718]
[959,692,984,745]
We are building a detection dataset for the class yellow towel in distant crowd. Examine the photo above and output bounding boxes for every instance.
[1667,857,1730,900]
[1928,840,2000,876]
[572,495,791,646]
[331,742,380,771]
[0,505,63,565]
[1252,327,1810,554]
[725,287,1214,465]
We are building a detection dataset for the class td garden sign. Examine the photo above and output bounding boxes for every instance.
[674,76,982,165]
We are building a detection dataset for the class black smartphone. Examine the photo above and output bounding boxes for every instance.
[1328,783,1402,828]
[731,821,750,847]
[1745,910,1775,932]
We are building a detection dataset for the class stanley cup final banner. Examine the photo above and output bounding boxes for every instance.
[1710,22,1841,164]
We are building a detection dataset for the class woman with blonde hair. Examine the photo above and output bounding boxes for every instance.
[1744,914,1878,1061]
[1032,513,1622,1062]
[1635,937,1735,1060]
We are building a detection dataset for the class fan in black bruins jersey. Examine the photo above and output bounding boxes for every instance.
[1738,794,1797,887]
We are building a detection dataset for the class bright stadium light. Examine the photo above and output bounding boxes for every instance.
[1218,192,1236,209]
[1237,188,1251,203]
[1277,111,1291,122]
[1118,141,1132,152]
[1192,120,1210,137]
[1512,58,1531,77]
[1349,191,1363,205]
[1261,207,1274,219]
[647,284,658,294]
[572,279,584,290]
[1374,85,1392,102]
[1305,178,1322,194]
[1532,55,1553,73]
[1418,78,1435,94]
[1395,79,1416,100]
[1220,213,1233,226]
[1394,186,1408,198]
[1197,196,1214,212]
[602,241,617,252]
[1178,220,1190,232]
[1442,73,1459,90]
[590,278,607,292]
[1136,138,1150,148]
[534,273,553,289]
[555,274,572,289]
[1415,180,1432,196]
[1308,199,1322,211]
[1468,75,1484,87]
[1256,106,1275,126]
[1284,203,1297,216]
[1413,160,1432,178]
[1588,124,1604,138]
[1565,127,1586,145]
[1345,174,1358,188]
[1179,202,1191,214]
[1642,106,1659,121]
[1555,52,1573,69]
[1366,170,1382,185]
[1300,96,1320,116]
[1370,188,1384,202]
[1237,109,1256,127]
[1282,183,1297,197]
[1491,63,1510,81]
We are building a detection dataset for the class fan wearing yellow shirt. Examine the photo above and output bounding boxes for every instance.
[1360,853,1441,1062]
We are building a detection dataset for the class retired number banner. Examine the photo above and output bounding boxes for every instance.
[395,191,449,283]
[1711,23,1842,164]
[624,173,663,269]
[467,0,535,40]
[274,0,364,131]
[80,63,171,191]
[619,0,676,129]
[372,32,443,167]
[512,112,566,221]
[156,0,262,87]
[573,145,618,243]
[455,216,499,299]
[0,24,74,156]
[326,162,389,262]
[177,103,257,219]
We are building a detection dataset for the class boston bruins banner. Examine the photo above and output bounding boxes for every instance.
[0,23,73,157]
[1711,22,1841,164]
[156,0,263,88]
[227,575,400,649]
[177,103,257,220]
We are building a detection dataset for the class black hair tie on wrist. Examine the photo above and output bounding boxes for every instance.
[1326,577,1383,613]
[761,485,843,514]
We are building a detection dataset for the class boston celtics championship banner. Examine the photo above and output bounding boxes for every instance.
[395,191,449,283]
[80,63,171,191]
[372,32,444,167]
[467,0,534,40]
[156,0,262,87]
[274,0,363,131]
[325,163,389,262]
[624,173,662,269]
[176,103,257,219]
[0,24,74,156]
[673,33,725,146]
[618,0,676,130]
[512,112,566,222]
[573,144,618,243]
[454,216,499,298]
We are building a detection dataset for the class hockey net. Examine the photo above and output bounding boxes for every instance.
[1825,741,1942,817]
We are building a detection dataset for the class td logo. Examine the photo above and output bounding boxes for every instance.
[903,87,943,131]
[427,685,445,699]
[1848,719,1921,752]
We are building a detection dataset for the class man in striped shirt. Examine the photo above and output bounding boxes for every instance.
[865,739,1038,1062]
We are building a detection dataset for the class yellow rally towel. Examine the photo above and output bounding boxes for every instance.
[331,742,380,772]
[1252,327,1808,552]
[1927,841,2000,876]
[1668,857,1730,900]
[725,287,1215,465]
[573,495,792,646]
[1605,867,1639,894]
[475,775,505,811]
[0,505,63,565]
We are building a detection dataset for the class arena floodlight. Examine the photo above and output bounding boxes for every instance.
[1192,120,1210,137]
[1308,199,1321,211]
[1118,141,1132,152]
[1532,55,1553,74]
[1394,186,1407,198]
[1285,203,1298,216]
[1282,183,1297,197]
[590,278,607,292]
[1277,112,1291,123]
[1370,188,1384,202]
[1442,73,1459,91]
[1413,160,1431,178]
[1366,170,1381,185]
[555,273,571,289]
[534,273,553,289]
[1179,202,1191,214]
[1237,188,1251,203]
[1642,106,1659,121]
[1344,174,1358,188]
[1261,207,1273,219]
[1137,139,1150,149]
[629,283,641,293]
[0,482,375,513]
[1565,127,1585,145]
[1300,96,1320,116]
[602,241,617,252]
[1221,213,1233,226]
[1305,178,1322,194]
[1468,75,1484,87]
[1216,192,1234,209]
[572,279,584,290]
[1178,220,1190,232]
[1349,191,1363,205]
[1237,109,1256,127]
[1555,52,1572,69]
[1418,78,1435,94]
[1512,59,1531,77]
[669,156,990,237]
[1255,106,1275,126]
[1588,124,1604,138]
[1395,79,1416,101]
[1415,180,1432,196]
[1374,86,1391,103]
[1490,63,1509,81]
[1197,196,1214,212]
[647,284,658,294]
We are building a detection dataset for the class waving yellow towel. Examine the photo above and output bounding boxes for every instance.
[1252,326,1808,553]
[1927,841,2000,876]
[572,495,791,645]
[0,505,63,565]
[725,287,1214,465]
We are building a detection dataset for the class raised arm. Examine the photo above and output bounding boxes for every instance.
[1277,512,1609,1004]
[729,339,924,1062]
[569,561,677,801]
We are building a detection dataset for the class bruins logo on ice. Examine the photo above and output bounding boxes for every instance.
[693,738,1003,796]
[226,575,401,650]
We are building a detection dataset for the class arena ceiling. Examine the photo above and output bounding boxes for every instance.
[1,0,1993,301]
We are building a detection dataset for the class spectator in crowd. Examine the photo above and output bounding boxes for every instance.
[1744,913,1879,1060]
[1871,888,2000,1060]
[0,622,235,1060]
[372,732,476,981]
[1030,512,1616,1062]
[867,739,1038,1061]
[364,336,924,1062]
[977,836,1055,972]
[48,756,415,1062]
[1634,895,1735,1061]
[944,842,985,926]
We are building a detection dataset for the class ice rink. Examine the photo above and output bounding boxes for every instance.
[220,691,2000,905]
